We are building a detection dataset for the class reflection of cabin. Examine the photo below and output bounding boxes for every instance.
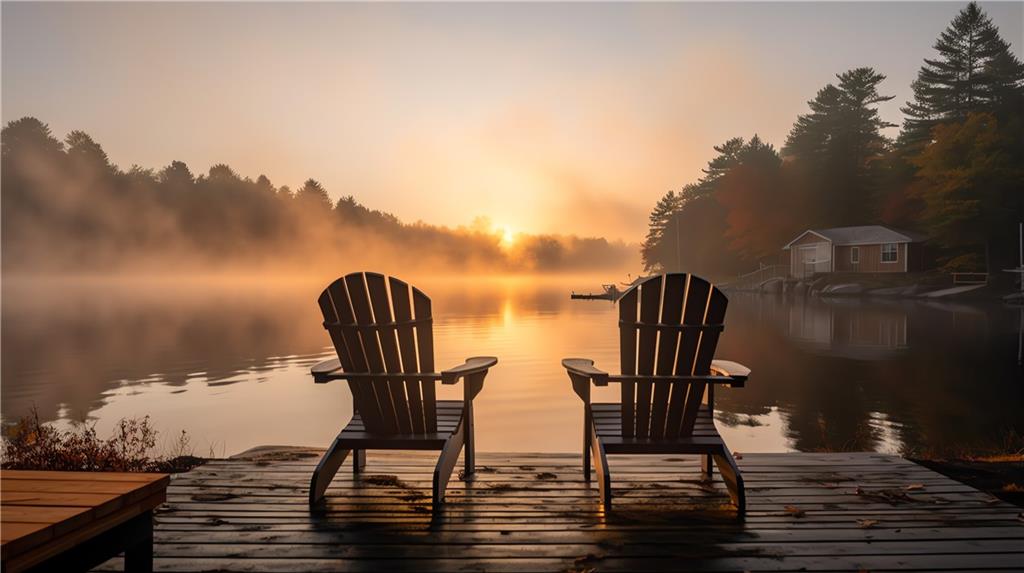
[788,302,908,361]
[783,226,927,279]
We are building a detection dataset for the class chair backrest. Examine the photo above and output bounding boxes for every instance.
[317,272,437,435]
[617,273,728,440]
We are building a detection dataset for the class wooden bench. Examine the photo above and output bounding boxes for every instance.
[1,470,168,573]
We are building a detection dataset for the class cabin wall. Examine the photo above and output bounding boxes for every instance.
[834,243,907,273]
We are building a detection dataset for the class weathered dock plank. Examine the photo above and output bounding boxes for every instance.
[93,451,1023,572]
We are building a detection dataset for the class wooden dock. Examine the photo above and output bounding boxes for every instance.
[93,449,1023,572]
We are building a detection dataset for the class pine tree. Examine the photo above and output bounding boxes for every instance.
[640,189,682,272]
[296,178,332,211]
[783,68,893,225]
[900,2,1024,145]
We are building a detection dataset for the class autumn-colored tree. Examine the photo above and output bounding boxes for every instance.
[911,112,1024,272]
[715,141,801,261]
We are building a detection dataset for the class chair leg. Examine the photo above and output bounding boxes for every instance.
[463,400,475,476]
[352,449,366,474]
[589,423,611,508]
[713,445,746,517]
[701,453,713,481]
[433,420,466,511]
[309,436,350,506]
[582,408,592,481]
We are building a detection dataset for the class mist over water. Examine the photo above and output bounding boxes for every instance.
[3,275,1020,457]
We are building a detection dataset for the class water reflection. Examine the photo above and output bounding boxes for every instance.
[2,277,1020,457]
[787,299,908,360]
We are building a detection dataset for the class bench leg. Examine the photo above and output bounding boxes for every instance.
[309,435,350,506]
[124,510,154,573]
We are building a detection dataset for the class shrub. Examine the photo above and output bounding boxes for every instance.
[2,407,203,473]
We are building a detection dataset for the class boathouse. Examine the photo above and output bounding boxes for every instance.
[783,225,927,279]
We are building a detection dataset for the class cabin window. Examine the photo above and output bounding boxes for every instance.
[881,243,898,263]
[850,247,860,264]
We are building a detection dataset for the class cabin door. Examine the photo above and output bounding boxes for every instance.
[793,242,831,279]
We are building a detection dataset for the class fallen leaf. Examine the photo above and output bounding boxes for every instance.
[734,452,743,460]
[536,472,558,480]
[784,505,806,518]
[856,519,879,528]
[903,483,925,491]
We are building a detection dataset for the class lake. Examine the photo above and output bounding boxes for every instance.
[2,275,1021,458]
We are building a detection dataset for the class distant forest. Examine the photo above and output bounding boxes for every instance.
[1,129,635,274]
[642,2,1024,281]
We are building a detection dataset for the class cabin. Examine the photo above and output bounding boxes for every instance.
[783,225,927,279]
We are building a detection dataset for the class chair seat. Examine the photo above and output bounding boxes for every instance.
[336,400,464,450]
[590,403,727,454]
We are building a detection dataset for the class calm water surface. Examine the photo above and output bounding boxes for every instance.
[2,275,1021,457]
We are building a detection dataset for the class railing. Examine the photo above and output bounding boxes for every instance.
[951,272,989,285]
[721,264,789,290]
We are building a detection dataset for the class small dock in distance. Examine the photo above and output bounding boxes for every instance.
[94,450,1023,572]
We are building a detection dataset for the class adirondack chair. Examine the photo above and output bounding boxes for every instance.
[562,273,751,513]
[308,272,497,510]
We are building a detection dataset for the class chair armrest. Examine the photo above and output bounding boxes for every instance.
[710,359,751,387]
[311,358,343,383]
[441,356,498,385]
[561,358,609,386]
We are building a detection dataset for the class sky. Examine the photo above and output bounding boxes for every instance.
[3,2,1022,242]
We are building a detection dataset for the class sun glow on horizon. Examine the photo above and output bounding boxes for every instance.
[500,227,517,248]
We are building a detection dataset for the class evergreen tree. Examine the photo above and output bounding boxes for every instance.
[784,67,894,225]
[911,112,1024,274]
[640,189,682,272]
[901,2,1024,145]
[696,137,747,195]
[296,178,332,211]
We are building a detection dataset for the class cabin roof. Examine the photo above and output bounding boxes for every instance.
[783,226,926,249]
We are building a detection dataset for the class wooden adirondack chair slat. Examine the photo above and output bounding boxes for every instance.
[617,288,638,438]
[366,273,413,435]
[325,278,384,433]
[413,288,437,433]
[633,275,662,438]
[345,273,400,435]
[650,273,686,440]
[389,277,426,434]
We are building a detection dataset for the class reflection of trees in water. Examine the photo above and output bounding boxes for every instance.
[1,280,330,423]
[715,294,1023,456]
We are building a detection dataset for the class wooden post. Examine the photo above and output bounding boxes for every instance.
[124,510,154,573]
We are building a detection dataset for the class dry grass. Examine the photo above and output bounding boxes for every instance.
[2,407,203,473]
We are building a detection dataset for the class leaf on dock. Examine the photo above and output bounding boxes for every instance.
[856,518,879,528]
[854,486,915,505]
[536,472,558,480]
[903,483,926,491]
[783,505,806,518]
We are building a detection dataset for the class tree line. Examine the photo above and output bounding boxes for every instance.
[641,2,1024,282]
[1,123,634,274]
